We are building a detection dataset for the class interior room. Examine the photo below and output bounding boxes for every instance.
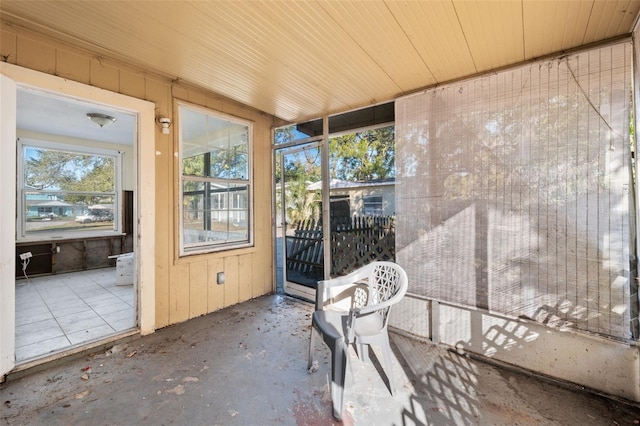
[13,89,137,363]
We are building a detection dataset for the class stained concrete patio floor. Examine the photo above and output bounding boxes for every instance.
[2,294,639,425]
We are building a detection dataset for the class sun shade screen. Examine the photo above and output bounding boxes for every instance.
[395,42,633,340]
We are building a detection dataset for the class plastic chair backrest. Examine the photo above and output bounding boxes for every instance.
[366,262,407,324]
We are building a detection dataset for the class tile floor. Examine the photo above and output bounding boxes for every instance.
[15,268,135,363]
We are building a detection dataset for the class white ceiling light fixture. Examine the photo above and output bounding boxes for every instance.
[87,112,116,128]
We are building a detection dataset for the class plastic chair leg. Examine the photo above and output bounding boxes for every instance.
[380,332,395,395]
[308,325,318,373]
[357,343,369,363]
[330,337,347,421]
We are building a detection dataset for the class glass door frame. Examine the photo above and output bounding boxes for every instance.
[273,117,330,301]
[276,142,328,300]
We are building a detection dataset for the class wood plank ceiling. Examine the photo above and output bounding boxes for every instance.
[1,1,639,123]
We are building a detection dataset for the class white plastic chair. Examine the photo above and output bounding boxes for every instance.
[307,261,408,420]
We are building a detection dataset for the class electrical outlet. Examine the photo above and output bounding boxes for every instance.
[19,252,32,260]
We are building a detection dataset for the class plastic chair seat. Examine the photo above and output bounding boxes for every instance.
[313,310,383,338]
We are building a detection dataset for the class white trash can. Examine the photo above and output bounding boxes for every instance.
[115,252,134,286]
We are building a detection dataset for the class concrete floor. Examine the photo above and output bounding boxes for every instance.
[2,295,639,425]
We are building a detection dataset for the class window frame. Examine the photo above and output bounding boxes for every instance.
[178,102,254,256]
[17,138,123,242]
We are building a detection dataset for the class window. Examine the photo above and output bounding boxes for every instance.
[17,139,121,241]
[363,196,383,216]
[179,103,252,254]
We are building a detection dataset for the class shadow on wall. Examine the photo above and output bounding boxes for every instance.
[390,322,640,425]
[398,200,632,341]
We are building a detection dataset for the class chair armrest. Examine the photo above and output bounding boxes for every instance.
[315,264,375,310]
[346,308,358,343]
[315,279,362,311]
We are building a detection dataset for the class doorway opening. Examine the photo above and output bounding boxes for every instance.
[14,88,138,364]
[273,102,395,300]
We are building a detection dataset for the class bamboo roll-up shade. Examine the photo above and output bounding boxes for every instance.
[396,41,633,340]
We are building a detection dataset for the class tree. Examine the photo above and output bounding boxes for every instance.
[25,148,115,205]
[329,126,395,181]
[277,148,322,223]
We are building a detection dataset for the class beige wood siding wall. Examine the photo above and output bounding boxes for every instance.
[1,22,274,329]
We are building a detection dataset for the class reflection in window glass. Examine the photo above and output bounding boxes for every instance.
[274,118,323,145]
[179,104,252,253]
[363,196,383,216]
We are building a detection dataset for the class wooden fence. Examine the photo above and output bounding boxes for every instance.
[285,215,395,278]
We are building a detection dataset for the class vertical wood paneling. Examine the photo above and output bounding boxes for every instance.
[0,28,17,64]
[186,89,206,107]
[253,118,273,297]
[3,22,277,333]
[119,69,146,99]
[238,253,253,302]
[147,76,173,328]
[90,59,120,93]
[255,247,271,297]
[171,85,188,102]
[207,257,225,312]
[223,256,239,307]
[16,36,55,74]
[205,94,225,112]
[56,49,90,84]
[189,260,208,317]
[169,261,190,324]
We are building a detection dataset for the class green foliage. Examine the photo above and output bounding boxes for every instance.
[25,149,114,192]
[276,126,395,224]
[329,126,395,181]
[286,174,320,223]
[274,126,296,145]
[278,147,322,223]
[183,146,248,180]
[183,154,204,176]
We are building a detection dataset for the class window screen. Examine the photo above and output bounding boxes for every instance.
[396,42,633,340]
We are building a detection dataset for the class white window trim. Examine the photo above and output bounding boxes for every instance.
[17,137,123,242]
[178,102,254,256]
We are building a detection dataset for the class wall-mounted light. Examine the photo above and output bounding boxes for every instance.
[156,116,172,134]
[87,112,116,128]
